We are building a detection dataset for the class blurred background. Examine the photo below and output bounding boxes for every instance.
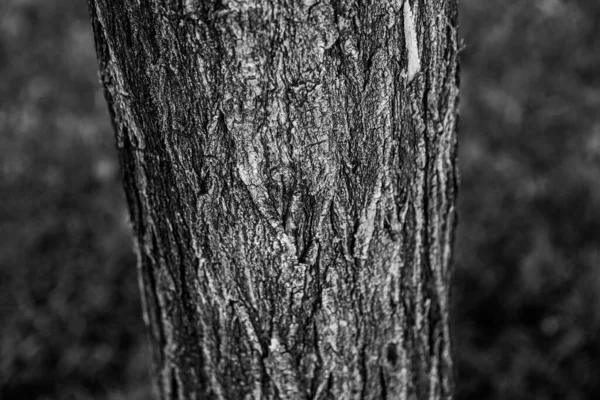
[1,0,599,399]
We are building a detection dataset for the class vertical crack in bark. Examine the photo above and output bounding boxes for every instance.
[88,0,459,398]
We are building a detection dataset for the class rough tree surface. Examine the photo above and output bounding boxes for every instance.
[88,0,459,398]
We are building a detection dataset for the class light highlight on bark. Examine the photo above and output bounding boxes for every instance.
[404,0,421,82]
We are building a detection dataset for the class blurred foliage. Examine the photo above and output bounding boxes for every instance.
[0,0,599,399]
[0,1,151,399]
[455,0,600,399]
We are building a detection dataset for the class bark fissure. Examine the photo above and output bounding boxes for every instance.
[89,0,459,398]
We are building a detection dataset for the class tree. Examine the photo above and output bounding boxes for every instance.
[88,0,459,398]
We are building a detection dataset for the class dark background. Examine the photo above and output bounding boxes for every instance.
[1,1,599,399]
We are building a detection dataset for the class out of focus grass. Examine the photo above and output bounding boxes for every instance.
[0,0,599,399]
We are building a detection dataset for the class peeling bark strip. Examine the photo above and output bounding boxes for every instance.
[88,0,459,399]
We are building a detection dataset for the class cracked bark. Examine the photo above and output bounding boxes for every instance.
[88,0,459,399]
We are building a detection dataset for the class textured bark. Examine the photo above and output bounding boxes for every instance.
[88,0,459,399]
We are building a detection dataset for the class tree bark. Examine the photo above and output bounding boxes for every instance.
[88,0,459,399]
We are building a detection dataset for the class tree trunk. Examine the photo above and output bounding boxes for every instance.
[88,0,459,398]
